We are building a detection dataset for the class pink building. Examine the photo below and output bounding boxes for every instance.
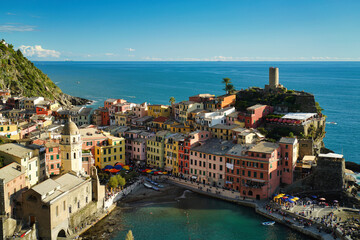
[189,139,234,187]
[279,137,299,185]
[226,142,281,200]
[133,102,148,118]
[110,102,132,114]
[104,98,126,110]
[124,130,154,165]
[19,122,37,138]
[0,163,29,217]
[178,130,211,176]
[82,151,95,175]
[80,126,108,156]
[44,140,61,176]
[188,93,215,103]
[238,104,273,128]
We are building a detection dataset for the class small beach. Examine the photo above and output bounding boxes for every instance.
[81,181,307,240]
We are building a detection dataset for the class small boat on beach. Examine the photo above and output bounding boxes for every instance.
[262,221,275,226]
[144,183,153,189]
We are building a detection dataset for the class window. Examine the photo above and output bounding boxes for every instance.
[56,206,59,216]
[51,164,54,169]
[254,172,257,178]
[51,155,54,160]
[260,173,263,179]
[248,171,251,177]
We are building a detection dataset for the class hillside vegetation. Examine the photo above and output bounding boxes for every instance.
[0,41,89,106]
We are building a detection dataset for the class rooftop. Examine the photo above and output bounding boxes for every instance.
[31,173,88,203]
[153,116,168,123]
[319,153,343,159]
[282,113,317,121]
[248,142,279,154]
[191,138,235,155]
[226,144,254,157]
[211,124,239,130]
[0,162,25,183]
[247,104,267,110]
[0,143,33,158]
[279,137,297,144]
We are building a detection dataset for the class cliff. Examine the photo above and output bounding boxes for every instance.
[235,87,319,113]
[0,41,90,106]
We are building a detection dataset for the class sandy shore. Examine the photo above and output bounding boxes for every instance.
[80,181,185,240]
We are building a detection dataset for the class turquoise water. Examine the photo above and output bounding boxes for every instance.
[113,193,306,240]
[34,61,360,164]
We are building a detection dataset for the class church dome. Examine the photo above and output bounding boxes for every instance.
[62,118,79,135]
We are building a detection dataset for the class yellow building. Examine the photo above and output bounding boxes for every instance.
[146,131,171,169]
[164,133,186,175]
[49,101,61,111]
[95,136,125,168]
[178,101,203,123]
[170,124,191,134]
[209,124,239,141]
[148,105,171,118]
[0,123,20,139]
[115,112,128,126]
[0,143,40,186]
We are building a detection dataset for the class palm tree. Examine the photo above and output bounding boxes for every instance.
[222,78,231,94]
[225,84,236,94]
[125,230,134,240]
[169,96,176,105]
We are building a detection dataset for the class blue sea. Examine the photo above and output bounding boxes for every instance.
[35,61,360,164]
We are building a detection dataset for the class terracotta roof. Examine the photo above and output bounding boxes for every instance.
[153,116,168,123]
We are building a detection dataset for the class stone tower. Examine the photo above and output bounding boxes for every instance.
[269,67,279,89]
[60,118,83,174]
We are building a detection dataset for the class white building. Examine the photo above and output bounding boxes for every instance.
[196,107,236,127]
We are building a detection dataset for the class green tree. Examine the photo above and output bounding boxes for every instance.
[289,132,294,138]
[108,176,119,189]
[125,230,134,240]
[222,78,231,94]
[169,96,175,105]
[116,175,126,189]
[224,84,236,94]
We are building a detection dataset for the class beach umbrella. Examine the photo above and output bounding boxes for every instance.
[109,169,120,173]
[293,197,299,201]
[319,198,326,201]
[103,165,114,170]
[146,170,152,173]
[311,195,317,199]
[123,166,130,170]
[333,200,338,203]
[163,172,168,174]
[114,165,123,170]
[114,162,124,166]
[288,200,294,203]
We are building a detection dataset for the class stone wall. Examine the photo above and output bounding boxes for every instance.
[0,216,16,240]
[313,157,345,191]
[69,201,99,233]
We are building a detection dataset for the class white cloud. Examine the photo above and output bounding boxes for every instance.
[0,24,36,32]
[6,12,16,16]
[126,48,136,52]
[18,45,60,58]
[105,53,115,56]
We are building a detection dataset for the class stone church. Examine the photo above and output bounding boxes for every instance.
[20,118,105,240]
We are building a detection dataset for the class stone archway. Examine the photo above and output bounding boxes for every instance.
[57,229,66,239]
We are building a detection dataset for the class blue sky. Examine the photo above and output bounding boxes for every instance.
[1,0,360,61]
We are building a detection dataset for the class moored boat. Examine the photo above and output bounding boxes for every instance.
[144,183,153,189]
[262,221,275,226]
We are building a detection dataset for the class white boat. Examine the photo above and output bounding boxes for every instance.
[144,183,153,189]
[262,221,275,226]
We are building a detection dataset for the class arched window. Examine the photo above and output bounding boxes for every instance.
[73,137,76,143]
[74,152,76,159]
[248,190,253,196]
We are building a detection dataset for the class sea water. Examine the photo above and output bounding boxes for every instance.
[112,192,307,240]
[35,61,360,164]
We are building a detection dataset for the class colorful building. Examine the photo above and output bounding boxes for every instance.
[94,136,125,168]
[0,122,20,139]
[190,139,234,186]
[204,94,236,111]
[146,131,172,168]
[178,101,203,123]
[45,141,61,176]
[279,137,299,185]
[0,163,29,217]
[178,130,211,176]
[225,142,281,200]
[209,124,238,141]
[80,126,110,156]
[164,133,187,174]
[148,105,171,118]
[238,104,273,128]
[0,143,40,186]
[124,130,154,165]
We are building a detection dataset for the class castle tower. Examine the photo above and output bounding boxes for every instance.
[60,118,83,174]
[269,67,279,89]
